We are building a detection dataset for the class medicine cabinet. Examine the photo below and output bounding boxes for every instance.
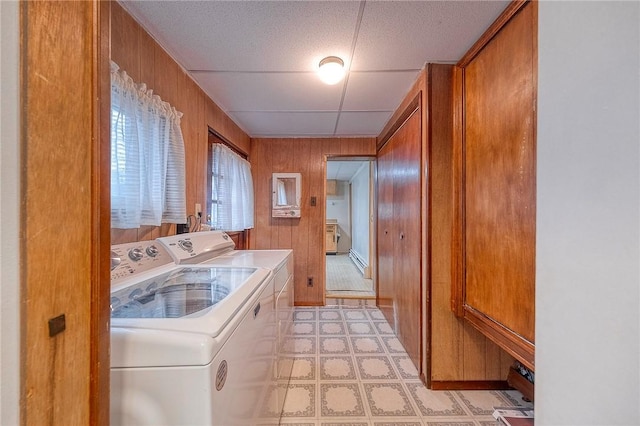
[272,173,301,218]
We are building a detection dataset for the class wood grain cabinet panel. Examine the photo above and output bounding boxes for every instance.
[454,1,537,370]
[377,107,422,369]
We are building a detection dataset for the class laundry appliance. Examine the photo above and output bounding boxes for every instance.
[109,231,294,425]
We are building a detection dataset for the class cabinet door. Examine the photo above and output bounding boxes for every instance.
[377,107,422,369]
[392,109,422,370]
[376,138,395,328]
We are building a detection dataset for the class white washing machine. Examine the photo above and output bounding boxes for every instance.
[110,231,293,426]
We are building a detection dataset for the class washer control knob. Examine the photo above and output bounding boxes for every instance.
[146,245,159,257]
[128,248,144,262]
[179,240,193,251]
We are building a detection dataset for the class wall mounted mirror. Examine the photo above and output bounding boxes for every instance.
[272,173,301,218]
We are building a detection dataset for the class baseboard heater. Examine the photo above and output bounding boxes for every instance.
[348,249,368,275]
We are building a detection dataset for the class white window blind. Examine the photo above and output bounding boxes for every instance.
[110,61,187,229]
[210,143,254,231]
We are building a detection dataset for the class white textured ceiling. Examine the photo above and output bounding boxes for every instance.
[327,160,369,181]
[120,0,508,138]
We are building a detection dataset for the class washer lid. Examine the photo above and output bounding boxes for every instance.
[110,265,271,338]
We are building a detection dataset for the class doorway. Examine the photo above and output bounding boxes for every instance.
[325,158,376,299]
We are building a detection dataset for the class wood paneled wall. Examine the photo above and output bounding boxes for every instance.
[428,65,513,385]
[250,138,376,305]
[21,1,111,424]
[110,3,250,244]
[452,0,536,371]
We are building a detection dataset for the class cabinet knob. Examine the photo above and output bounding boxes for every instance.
[400,233,404,240]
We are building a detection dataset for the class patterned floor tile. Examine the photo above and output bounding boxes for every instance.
[282,306,531,426]
[319,309,343,321]
[363,382,417,417]
[391,355,420,379]
[281,384,316,417]
[319,321,347,335]
[293,322,317,336]
[367,310,386,321]
[283,336,317,354]
[320,356,357,380]
[350,336,385,354]
[294,309,317,321]
[405,384,466,417]
[476,419,501,426]
[355,356,398,380]
[319,336,351,354]
[454,390,515,416]
[290,356,316,380]
[343,310,369,321]
[320,383,366,417]
[346,321,376,335]
[381,336,407,353]
[372,321,394,335]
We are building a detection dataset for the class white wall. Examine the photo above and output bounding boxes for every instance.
[537,2,639,424]
[0,1,21,424]
[326,180,351,253]
[350,162,370,265]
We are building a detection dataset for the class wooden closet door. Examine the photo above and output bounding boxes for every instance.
[392,109,422,369]
[376,138,395,328]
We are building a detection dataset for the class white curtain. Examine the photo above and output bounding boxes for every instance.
[211,144,254,231]
[110,61,187,228]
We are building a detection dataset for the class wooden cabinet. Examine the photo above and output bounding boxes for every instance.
[377,106,422,370]
[326,179,337,195]
[453,1,537,371]
[325,223,337,254]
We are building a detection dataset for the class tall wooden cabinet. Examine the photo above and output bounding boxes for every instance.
[377,108,422,369]
[452,1,537,371]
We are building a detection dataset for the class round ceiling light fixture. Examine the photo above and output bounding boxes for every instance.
[318,56,345,85]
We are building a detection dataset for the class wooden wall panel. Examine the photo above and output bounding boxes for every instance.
[429,64,514,383]
[22,1,110,423]
[451,0,536,371]
[250,138,375,305]
[110,3,250,245]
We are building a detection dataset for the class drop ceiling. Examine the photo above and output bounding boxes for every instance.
[120,0,508,138]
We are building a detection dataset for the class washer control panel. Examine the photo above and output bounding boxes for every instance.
[157,231,235,264]
[110,240,173,283]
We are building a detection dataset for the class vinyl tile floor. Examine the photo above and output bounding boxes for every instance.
[276,305,533,426]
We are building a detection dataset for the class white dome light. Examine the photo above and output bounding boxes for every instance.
[318,56,345,85]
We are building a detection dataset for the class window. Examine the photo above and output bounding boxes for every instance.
[208,141,254,231]
[110,61,186,229]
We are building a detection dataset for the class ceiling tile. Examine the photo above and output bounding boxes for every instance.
[230,111,339,137]
[335,111,393,136]
[327,160,369,181]
[343,71,420,111]
[194,72,343,112]
[351,1,509,70]
[124,1,360,72]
